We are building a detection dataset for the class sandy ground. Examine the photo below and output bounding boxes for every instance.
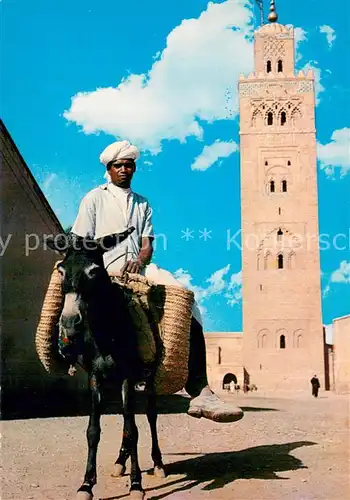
[1,391,349,500]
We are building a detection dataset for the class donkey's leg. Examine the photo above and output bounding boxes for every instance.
[122,379,144,500]
[77,375,102,500]
[111,417,130,477]
[146,392,166,478]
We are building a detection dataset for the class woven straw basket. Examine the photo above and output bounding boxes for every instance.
[35,264,194,395]
[35,264,66,374]
[153,283,193,394]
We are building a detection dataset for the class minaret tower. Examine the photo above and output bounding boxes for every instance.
[239,1,325,391]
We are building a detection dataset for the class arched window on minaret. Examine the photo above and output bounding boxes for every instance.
[293,329,304,348]
[288,252,296,269]
[252,109,263,128]
[267,112,273,126]
[267,60,272,73]
[282,179,287,192]
[258,329,269,348]
[257,253,261,270]
[280,335,286,349]
[281,111,287,126]
[269,180,275,193]
[264,251,272,270]
[277,253,284,269]
[277,229,283,242]
[277,59,283,73]
[291,107,302,127]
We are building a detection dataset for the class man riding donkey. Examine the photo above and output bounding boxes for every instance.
[71,139,243,424]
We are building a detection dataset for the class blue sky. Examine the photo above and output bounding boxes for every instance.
[1,0,349,335]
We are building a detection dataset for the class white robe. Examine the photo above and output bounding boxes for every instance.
[72,183,202,324]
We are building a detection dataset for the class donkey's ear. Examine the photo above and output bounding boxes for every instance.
[116,226,135,243]
[46,234,70,253]
[97,226,135,252]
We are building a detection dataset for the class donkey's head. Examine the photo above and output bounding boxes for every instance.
[46,228,134,358]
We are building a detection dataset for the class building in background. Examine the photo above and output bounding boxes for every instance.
[0,120,86,418]
[205,333,243,391]
[205,2,349,394]
[332,315,350,394]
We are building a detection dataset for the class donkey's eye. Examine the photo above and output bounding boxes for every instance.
[85,264,100,279]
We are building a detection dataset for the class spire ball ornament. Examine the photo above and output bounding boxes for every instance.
[267,0,278,22]
[268,11,278,22]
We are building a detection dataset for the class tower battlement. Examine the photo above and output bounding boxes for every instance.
[238,70,314,81]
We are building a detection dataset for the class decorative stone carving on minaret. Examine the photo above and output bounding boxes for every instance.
[251,1,294,76]
[255,24,294,76]
[239,3,315,136]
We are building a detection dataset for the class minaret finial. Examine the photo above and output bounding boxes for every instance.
[267,0,278,23]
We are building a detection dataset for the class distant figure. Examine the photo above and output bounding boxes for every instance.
[229,380,235,393]
[234,384,240,394]
[310,375,320,397]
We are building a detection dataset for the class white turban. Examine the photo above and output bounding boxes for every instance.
[99,140,140,167]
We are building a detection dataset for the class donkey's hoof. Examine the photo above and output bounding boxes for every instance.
[153,465,166,478]
[129,490,145,500]
[111,463,126,477]
[76,491,93,500]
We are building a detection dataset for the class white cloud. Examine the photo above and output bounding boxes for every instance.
[294,27,307,62]
[225,270,242,306]
[35,167,86,228]
[322,284,330,298]
[294,29,328,106]
[331,261,350,284]
[294,27,307,45]
[42,172,58,191]
[317,128,350,178]
[191,140,238,171]
[64,1,254,153]
[319,25,336,48]
[301,61,325,105]
[174,264,242,317]
[322,261,350,299]
[206,264,231,294]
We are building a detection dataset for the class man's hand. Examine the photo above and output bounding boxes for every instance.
[121,237,153,275]
[121,259,143,275]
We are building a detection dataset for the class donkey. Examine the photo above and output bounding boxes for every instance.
[46,229,166,500]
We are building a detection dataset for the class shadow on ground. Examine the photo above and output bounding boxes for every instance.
[240,406,279,412]
[101,441,315,500]
[1,386,190,420]
[1,381,278,420]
